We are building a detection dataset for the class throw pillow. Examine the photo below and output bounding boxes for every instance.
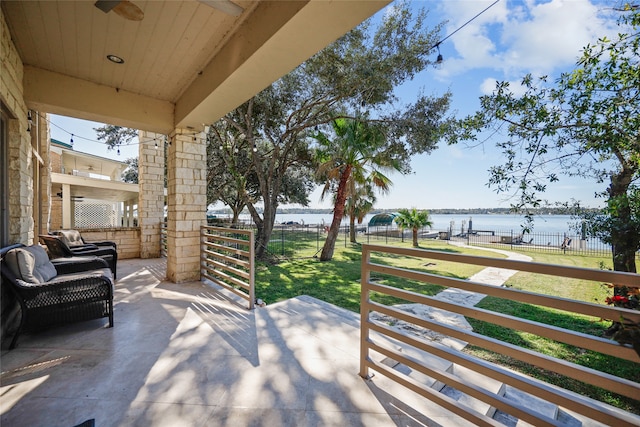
[57,230,84,247]
[5,246,57,284]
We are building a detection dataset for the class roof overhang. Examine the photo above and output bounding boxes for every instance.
[52,172,139,203]
[3,0,391,134]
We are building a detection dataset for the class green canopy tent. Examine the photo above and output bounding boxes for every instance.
[368,213,398,228]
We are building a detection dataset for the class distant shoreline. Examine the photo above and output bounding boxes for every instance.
[208,207,600,216]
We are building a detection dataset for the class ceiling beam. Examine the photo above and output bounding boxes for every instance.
[23,66,175,134]
[176,0,391,130]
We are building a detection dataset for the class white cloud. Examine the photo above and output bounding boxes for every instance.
[437,0,618,79]
[479,77,528,96]
[479,77,499,95]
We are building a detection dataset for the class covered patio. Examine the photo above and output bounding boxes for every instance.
[2,2,639,425]
[0,258,458,427]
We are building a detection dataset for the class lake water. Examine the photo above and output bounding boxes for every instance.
[236,213,582,234]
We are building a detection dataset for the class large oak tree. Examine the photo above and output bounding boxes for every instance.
[207,2,453,260]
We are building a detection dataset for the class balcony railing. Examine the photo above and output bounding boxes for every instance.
[200,225,255,310]
[359,244,640,426]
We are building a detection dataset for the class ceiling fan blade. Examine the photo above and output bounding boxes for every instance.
[95,0,144,21]
[199,0,244,17]
[95,0,120,13]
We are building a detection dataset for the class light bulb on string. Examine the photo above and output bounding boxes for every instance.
[155,141,158,150]
[435,44,443,67]
[70,134,74,146]
[253,143,258,152]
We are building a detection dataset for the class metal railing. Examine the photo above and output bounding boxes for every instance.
[460,229,613,257]
[160,221,167,258]
[200,225,255,310]
[214,222,621,259]
[359,244,640,426]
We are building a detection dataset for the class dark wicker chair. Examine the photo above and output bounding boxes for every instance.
[39,234,117,279]
[0,244,114,349]
[53,229,117,252]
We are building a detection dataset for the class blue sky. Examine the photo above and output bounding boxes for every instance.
[49,0,622,210]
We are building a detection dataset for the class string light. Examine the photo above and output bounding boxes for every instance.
[43,112,161,145]
[33,111,205,154]
[429,0,500,65]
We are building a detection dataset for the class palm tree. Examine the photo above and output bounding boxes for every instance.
[315,117,399,261]
[394,208,433,248]
[346,181,377,243]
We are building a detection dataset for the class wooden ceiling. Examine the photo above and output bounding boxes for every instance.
[2,1,390,133]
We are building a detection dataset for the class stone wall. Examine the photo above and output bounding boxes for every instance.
[138,131,165,258]
[1,6,29,346]
[1,6,32,245]
[76,227,141,259]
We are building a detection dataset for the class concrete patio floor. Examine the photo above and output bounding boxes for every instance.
[1,258,474,427]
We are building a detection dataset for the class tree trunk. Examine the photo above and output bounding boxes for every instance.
[246,202,275,261]
[231,208,241,226]
[349,215,357,243]
[608,168,637,275]
[412,228,419,247]
[320,166,352,261]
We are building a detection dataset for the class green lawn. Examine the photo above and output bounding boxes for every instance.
[254,238,640,413]
[256,239,502,311]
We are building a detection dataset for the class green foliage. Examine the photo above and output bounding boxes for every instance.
[208,2,453,260]
[451,10,640,273]
[94,125,137,151]
[121,157,138,184]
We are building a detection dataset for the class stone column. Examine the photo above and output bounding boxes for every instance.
[138,131,165,258]
[38,112,52,235]
[166,130,206,283]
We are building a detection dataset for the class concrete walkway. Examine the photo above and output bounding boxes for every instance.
[371,243,533,350]
[1,258,483,427]
[439,242,533,307]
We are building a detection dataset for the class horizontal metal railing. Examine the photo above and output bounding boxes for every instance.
[200,225,255,310]
[359,244,640,427]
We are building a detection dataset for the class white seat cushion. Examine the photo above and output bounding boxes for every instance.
[5,246,57,284]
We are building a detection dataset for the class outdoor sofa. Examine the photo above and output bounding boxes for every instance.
[0,243,114,349]
[39,234,117,279]
[53,229,117,252]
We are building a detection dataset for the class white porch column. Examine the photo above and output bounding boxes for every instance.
[166,130,206,283]
[62,183,71,228]
[138,131,165,258]
[122,201,130,227]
